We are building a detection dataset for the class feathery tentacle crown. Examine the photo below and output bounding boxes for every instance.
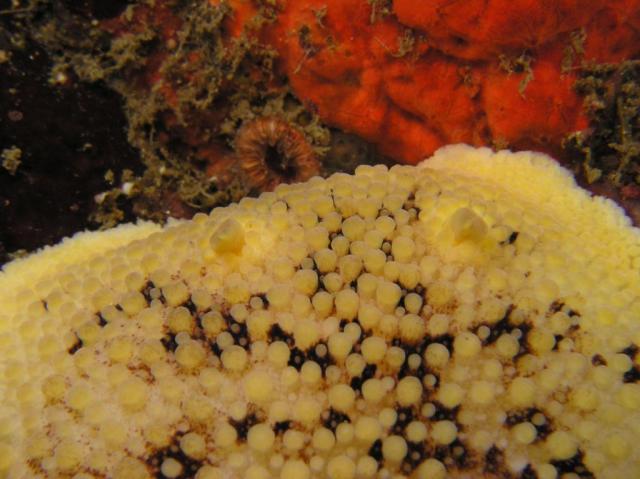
[235,116,320,192]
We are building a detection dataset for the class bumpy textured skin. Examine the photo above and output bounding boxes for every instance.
[1,145,640,478]
[211,0,640,163]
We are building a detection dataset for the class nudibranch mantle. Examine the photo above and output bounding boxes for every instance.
[0,145,639,479]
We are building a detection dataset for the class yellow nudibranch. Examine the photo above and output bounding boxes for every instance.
[1,145,639,479]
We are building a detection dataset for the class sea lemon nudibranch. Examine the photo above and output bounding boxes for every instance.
[1,144,639,479]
